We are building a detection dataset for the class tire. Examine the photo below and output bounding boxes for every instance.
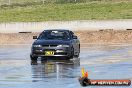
[75,53,79,58]
[75,44,80,58]
[74,50,80,58]
[70,47,74,59]
[30,54,38,61]
[31,60,38,65]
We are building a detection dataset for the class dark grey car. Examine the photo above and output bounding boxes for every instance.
[30,29,80,61]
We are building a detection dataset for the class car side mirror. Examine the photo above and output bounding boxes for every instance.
[33,36,37,39]
[73,36,77,39]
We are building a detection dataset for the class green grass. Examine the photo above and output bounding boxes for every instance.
[0,2,132,22]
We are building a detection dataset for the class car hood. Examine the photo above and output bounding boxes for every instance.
[33,39,71,45]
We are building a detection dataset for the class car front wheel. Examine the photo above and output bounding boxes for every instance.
[69,47,74,59]
[30,54,38,61]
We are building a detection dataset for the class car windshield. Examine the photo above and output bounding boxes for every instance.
[38,30,70,40]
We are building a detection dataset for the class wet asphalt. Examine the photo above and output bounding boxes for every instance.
[0,44,132,88]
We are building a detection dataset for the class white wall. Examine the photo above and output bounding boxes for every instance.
[0,20,132,33]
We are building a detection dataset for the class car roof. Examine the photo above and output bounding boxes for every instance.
[43,29,70,32]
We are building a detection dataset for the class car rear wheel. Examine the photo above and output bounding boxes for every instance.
[30,55,38,61]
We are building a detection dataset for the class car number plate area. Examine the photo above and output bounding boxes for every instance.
[45,51,54,56]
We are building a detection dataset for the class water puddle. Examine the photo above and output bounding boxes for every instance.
[0,44,132,88]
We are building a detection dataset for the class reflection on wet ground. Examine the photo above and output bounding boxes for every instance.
[31,59,80,79]
[0,44,132,88]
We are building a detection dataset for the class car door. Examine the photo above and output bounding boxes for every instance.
[73,36,80,54]
[70,31,79,55]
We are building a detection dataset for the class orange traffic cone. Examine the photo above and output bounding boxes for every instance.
[81,67,88,78]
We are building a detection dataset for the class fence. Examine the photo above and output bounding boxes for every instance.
[0,0,125,6]
[0,0,89,5]
[0,20,131,33]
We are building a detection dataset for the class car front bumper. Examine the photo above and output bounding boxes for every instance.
[31,46,71,57]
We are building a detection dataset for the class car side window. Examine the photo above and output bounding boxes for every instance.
[70,31,74,38]
[70,31,77,38]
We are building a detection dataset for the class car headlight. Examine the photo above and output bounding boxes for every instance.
[33,45,42,47]
[57,45,69,47]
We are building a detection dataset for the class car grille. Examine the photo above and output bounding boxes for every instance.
[42,45,58,47]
